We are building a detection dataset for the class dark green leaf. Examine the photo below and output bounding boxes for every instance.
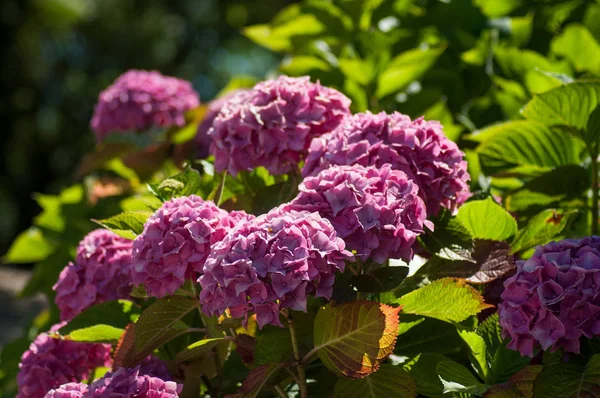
[253,326,293,366]
[333,364,416,398]
[486,365,542,398]
[533,354,600,397]
[59,300,140,340]
[176,338,229,363]
[437,360,488,395]
[404,353,448,397]
[395,318,463,357]
[350,266,409,293]
[228,363,284,398]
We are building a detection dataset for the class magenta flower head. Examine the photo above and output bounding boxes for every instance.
[195,89,250,159]
[199,208,352,328]
[17,323,112,398]
[283,164,428,263]
[44,383,89,398]
[303,111,470,216]
[87,366,181,397]
[499,236,600,357]
[91,70,200,142]
[132,195,254,298]
[209,75,351,176]
[53,229,133,321]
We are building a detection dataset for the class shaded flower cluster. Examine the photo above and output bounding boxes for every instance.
[86,366,181,397]
[44,382,89,398]
[195,89,249,159]
[91,70,199,142]
[303,111,470,216]
[132,195,254,297]
[499,236,600,356]
[199,209,352,328]
[138,355,172,381]
[54,229,134,321]
[209,75,351,176]
[17,324,112,398]
[284,164,428,263]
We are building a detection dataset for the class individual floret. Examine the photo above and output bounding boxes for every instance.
[53,229,134,321]
[17,323,112,398]
[283,164,428,263]
[209,76,351,176]
[132,195,254,297]
[86,366,181,397]
[91,70,199,142]
[303,111,470,216]
[199,208,352,328]
[499,236,600,356]
[44,383,88,398]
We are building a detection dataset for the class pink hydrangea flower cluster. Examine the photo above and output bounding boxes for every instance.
[86,367,181,397]
[17,323,112,398]
[132,195,254,297]
[209,75,351,176]
[53,229,134,321]
[44,382,89,398]
[199,208,352,328]
[91,70,200,142]
[303,111,470,216]
[283,164,428,263]
[499,236,600,357]
[195,89,249,159]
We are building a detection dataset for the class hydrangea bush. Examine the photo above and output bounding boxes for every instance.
[5,3,600,397]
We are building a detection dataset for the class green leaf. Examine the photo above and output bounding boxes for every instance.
[524,70,570,95]
[533,354,600,397]
[254,326,293,366]
[5,227,54,263]
[376,45,445,98]
[395,318,463,357]
[66,325,125,343]
[437,360,488,395]
[175,338,229,363]
[486,365,542,398]
[313,301,400,378]
[494,47,570,80]
[59,300,140,337]
[404,353,448,397]
[510,209,574,253]
[419,212,473,260]
[339,58,374,86]
[456,198,518,242]
[521,81,600,136]
[475,121,585,176]
[134,296,199,361]
[423,101,463,142]
[333,364,416,398]
[149,167,203,200]
[350,266,409,293]
[551,24,600,74]
[280,56,332,76]
[474,0,522,17]
[228,363,283,398]
[458,328,489,381]
[93,211,152,239]
[396,278,492,323]
[243,13,325,52]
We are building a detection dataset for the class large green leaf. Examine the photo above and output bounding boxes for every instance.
[533,354,600,397]
[494,47,570,80]
[253,326,293,366]
[510,209,574,253]
[456,198,518,242]
[395,317,463,357]
[134,296,199,361]
[333,364,416,397]
[312,301,400,378]
[59,300,140,342]
[4,227,54,263]
[521,81,600,135]
[376,45,445,98]
[437,360,488,395]
[94,211,152,239]
[175,338,229,363]
[486,365,542,398]
[228,363,283,398]
[475,121,585,176]
[396,278,492,323]
[404,353,448,397]
[349,266,409,293]
[551,24,600,74]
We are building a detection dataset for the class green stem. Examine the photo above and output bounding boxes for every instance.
[215,171,227,206]
[284,310,308,398]
[592,153,598,236]
[274,385,288,398]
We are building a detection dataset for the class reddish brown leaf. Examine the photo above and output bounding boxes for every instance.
[235,334,256,365]
[225,363,284,398]
[486,365,542,398]
[113,323,136,368]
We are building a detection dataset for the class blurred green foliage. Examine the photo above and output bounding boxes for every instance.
[0,0,288,254]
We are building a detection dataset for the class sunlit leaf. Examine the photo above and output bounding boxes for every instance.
[510,209,575,253]
[176,338,229,363]
[456,198,518,242]
[551,24,600,74]
[93,211,152,239]
[4,227,54,263]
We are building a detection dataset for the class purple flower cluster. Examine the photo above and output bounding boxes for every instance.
[138,355,172,381]
[91,70,199,142]
[53,229,134,321]
[132,195,254,297]
[499,236,600,356]
[284,164,428,263]
[86,367,181,397]
[209,76,351,176]
[195,89,249,159]
[199,209,352,328]
[303,111,470,216]
[44,383,89,398]
[17,323,112,398]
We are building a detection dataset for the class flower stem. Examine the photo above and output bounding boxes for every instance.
[284,310,308,398]
[215,171,227,206]
[274,385,288,398]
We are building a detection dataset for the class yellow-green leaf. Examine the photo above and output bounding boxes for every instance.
[456,198,518,242]
[396,278,492,323]
[313,301,400,378]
